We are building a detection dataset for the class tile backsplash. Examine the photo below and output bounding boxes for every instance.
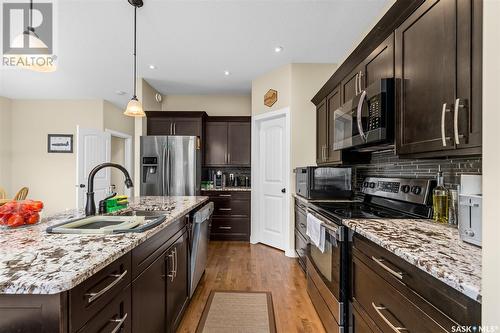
[353,148,482,192]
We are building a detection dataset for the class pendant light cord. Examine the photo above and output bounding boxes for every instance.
[28,0,33,31]
[133,5,137,98]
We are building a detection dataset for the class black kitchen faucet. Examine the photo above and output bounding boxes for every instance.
[85,163,133,216]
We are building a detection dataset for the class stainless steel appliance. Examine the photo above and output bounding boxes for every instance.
[333,79,394,151]
[140,136,201,196]
[458,174,482,246]
[295,166,352,200]
[189,202,214,297]
[214,170,224,188]
[307,177,435,332]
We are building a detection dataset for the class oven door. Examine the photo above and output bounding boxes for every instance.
[309,211,344,302]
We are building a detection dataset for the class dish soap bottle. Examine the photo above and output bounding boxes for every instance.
[433,167,449,223]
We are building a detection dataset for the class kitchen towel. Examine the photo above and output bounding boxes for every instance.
[307,213,326,253]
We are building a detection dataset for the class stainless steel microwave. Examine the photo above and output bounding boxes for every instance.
[333,78,394,151]
[294,167,352,200]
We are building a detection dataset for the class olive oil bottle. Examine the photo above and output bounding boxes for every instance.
[433,167,449,223]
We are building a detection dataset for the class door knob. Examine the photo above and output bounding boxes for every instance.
[281,188,286,193]
[76,184,86,188]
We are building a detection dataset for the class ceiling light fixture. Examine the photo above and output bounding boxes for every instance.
[10,0,56,72]
[116,90,127,95]
[274,46,283,53]
[124,0,146,117]
[224,70,230,76]
[149,64,156,70]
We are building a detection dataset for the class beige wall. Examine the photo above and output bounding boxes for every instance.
[10,100,103,214]
[0,96,12,195]
[252,64,292,116]
[482,0,500,323]
[103,100,134,136]
[162,95,251,116]
[251,63,337,255]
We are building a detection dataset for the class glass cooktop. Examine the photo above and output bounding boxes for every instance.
[313,202,411,221]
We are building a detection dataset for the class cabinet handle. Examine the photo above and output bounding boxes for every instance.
[173,247,178,278]
[85,270,127,304]
[109,313,128,333]
[454,98,466,145]
[166,250,175,281]
[228,153,231,163]
[358,70,363,93]
[219,208,232,211]
[355,73,359,95]
[173,123,176,135]
[219,194,232,197]
[170,123,173,135]
[371,256,404,280]
[371,303,407,332]
[219,226,232,230]
[441,103,451,146]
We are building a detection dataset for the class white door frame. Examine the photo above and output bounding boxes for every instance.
[251,107,294,257]
[105,129,133,198]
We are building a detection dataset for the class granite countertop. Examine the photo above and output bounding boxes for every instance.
[0,196,208,295]
[343,218,482,302]
[201,187,251,192]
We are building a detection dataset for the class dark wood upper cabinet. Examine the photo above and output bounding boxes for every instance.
[326,88,342,164]
[316,98,328,164]
[395,0,482,157]
[228,122,251,166]
[362,33,394,88]
[205,117,251,167]
[171,117,203,137]
[147,118,174,136]
[205,121,228,166]
[341,64,364,105]
[146,111,206,137]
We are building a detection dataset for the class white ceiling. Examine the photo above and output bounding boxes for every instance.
[0,0,392,107]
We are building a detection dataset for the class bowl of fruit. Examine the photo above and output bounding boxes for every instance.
[0,200,44,229]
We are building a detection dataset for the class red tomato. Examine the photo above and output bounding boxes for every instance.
[27,213,40,225]
[7,214,25,228]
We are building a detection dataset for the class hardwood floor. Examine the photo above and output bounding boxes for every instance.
[177,241,326,333]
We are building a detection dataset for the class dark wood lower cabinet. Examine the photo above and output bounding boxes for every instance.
[204,191,251,241]
[0,217,192,333]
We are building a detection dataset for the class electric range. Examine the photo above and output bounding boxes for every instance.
[305,177,436,332]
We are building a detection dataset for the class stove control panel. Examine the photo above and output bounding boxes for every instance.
[361,177,435,205]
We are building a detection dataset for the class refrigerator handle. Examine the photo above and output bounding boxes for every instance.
[162,146,167,195]
[166,147,171,195]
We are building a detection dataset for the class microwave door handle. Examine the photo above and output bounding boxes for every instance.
[356,90,367,141]
[354,73,359,95]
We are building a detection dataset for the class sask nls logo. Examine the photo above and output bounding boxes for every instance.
[2,1,57,72]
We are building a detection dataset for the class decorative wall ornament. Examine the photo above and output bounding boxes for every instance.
[264,89,278,107]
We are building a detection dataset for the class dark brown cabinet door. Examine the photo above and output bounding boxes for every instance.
[166,231,189,333]
[362,33,394,88]
[316,98,328,164]
[341,63,363,105]
[227,122,251,166]
[205,122,228,166]
[172,118,202,137]
[148,118,174,135]
[326,87,341,164]
[132,252,166,333]
[395,0,457,155]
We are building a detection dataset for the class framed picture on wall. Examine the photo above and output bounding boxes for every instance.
[47,134,73,153]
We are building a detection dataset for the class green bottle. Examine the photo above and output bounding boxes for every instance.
[433,167,449,223]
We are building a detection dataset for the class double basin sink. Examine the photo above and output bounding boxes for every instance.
[46,209,172,235]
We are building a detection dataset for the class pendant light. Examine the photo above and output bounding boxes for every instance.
[124,0,145,117]
[10,0,56,72]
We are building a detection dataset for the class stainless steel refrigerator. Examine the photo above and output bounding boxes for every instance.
[140,136,201,196]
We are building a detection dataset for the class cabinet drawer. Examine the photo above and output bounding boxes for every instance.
[307,274,340,333]
[352,253,447,333]
[76,286,131,333]
[353,235,480,326]
[69,253,131,332]
[211,217,249,234]
[352,302,381,333]
[211,199,250,217]
[295,229,308,269]
[204,191,251,201]
[294,205,307,238]
[132,217,186,279]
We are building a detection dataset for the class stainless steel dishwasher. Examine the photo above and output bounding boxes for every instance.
[189,202,214,297]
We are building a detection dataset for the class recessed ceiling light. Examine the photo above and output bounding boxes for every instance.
[149,64,156,70]
[224,70,230,76]
[116,90,126,95]
[274,46,283,53]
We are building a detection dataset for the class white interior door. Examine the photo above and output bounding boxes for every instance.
[76,127,111,210]
[258,115,287,250]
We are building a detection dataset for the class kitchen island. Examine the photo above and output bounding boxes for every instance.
[0,196,208,333]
